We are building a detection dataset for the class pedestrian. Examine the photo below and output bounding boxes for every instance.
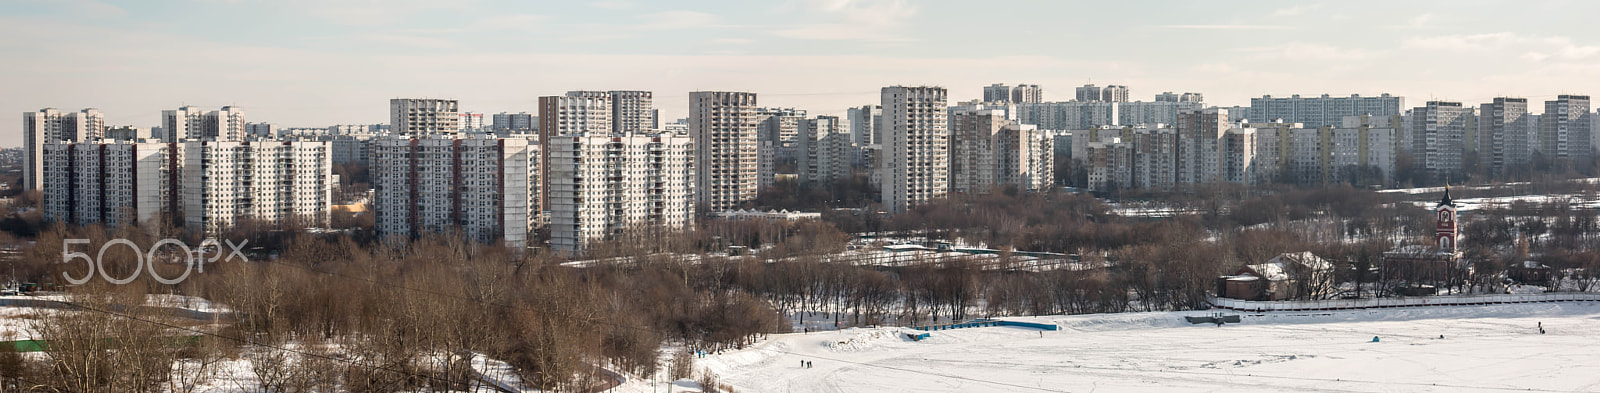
[1439,334,1444,339]
[801,360,805,368]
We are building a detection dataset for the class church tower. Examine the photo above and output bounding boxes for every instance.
[1435,185,1458,251]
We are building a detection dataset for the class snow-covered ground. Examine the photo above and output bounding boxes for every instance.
[699,303,1600,392]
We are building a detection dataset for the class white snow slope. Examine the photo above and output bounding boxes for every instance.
[702,303,1600,392]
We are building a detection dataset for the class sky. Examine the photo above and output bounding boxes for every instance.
[5,0,1600,146]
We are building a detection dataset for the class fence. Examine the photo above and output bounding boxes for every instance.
[912,319,1060,331]
[1209,292,1600,313]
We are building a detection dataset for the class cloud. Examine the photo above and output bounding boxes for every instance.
[1405,13,1434,29]
[637,10,720,30]
[1271,4,1320,17]
[472,14,545,31]
[303,0,471,26]
[589,0,632,9]
[773,0,917,41]
[1404,33,1600,61]
[712,38,754,44]
[1159,25,1290,30]
[1235,42,1374,61]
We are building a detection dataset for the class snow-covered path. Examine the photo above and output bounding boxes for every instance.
[702,303,1600,392]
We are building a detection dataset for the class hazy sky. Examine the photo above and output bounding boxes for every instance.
[5,0,1600,146]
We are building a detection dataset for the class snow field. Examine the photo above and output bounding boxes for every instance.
[701,303,1600,392]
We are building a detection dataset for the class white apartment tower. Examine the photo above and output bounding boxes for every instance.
[1480,97,1531,175]
[1222,128,1256,185]
[983,84,1012,103]
[690,91,760,212]
[565,90,656,134]
[997,123,1052,191]
[546,134,693,253]
[1075,84,1102,102]
[41,141,176,227]
[1541,95,1592,163]
[493,112,536,133]
[1176,107,1230,184]
[949,108,1007,193]
[25,108,104,190]
[1101,85,1129,103]
[609,91,655,133]
[540,96,613,138]
[1412,101,1467,182]
[204,106,247,141]
[797,115,852,185]
[370,135,539,247]
[181,140,333,233]
[390,98,461,136]
[880,86,949,213]
[847,105,883,146]
[162,106,206,142]
[1249,94,1404,128]
[1012,84,1042,104]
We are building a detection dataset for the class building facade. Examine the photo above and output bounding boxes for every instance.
[181,140,333,233]
[1540,95,1592,163]
[690,91,760,212]
[42,140,176,228]
[1249,94,1404,127]
[25,108,104,190]
[370,135,539,247]
[390,98,461,136]
[880,86,949,213]
[546,134,693,252]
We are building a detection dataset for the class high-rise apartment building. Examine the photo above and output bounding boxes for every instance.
[389,98,461,136]
[1412,101,1467,182]
[1176,108,1230,184]
[459,112,487,132]
[880,86,949,213]
[690,91,760,212]
[25,108,104,190]
[493,112,537,133]
[997,123,1052,192]
[1130,125,1178,190]
[1012,84,1043,104]
[1480,98,1531,175]
[949,108,1007,193]
[1540,95,1592,163]
[204,106,247,141]
[1075,84,1102,102]
[847,105,883,146]
[757,107,806,187]
[162,106,206,142]
[1221,128,1256,185]
[539,96,613,138]
[797,116,851,185]
[370,135,539,247]
[181,140,333,233]
[245,122,277,140]
[42,140,176,227]
[983,84,1012,103]
[546,133,693,252]
[1101,85,1129,103]
[565,90,656,133]
[1249,93,1403,127]
[1016,101,1119,130]
[1118,101,1203,126]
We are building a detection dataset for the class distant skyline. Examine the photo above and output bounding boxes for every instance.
[6,0,1600,146]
